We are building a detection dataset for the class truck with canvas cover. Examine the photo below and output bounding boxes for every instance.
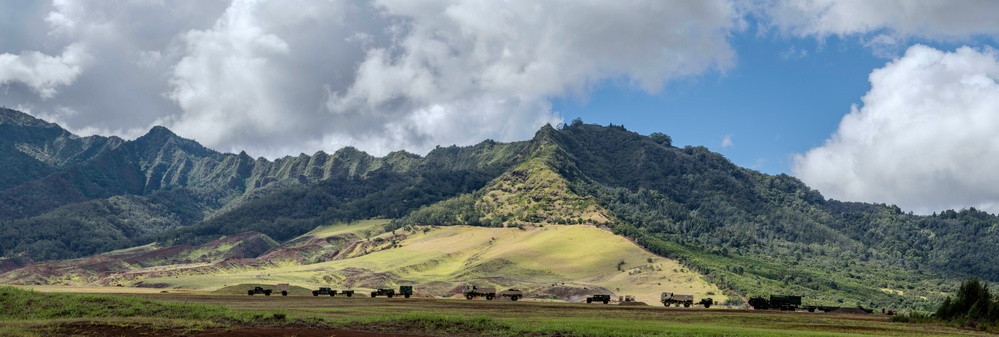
[660,292,695,307]
[462,285,497,300]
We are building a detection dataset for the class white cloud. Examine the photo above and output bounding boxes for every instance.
[793,45,999,214]
[321,0,739,155]
[3,0,739,159]
[0,43,88,99]
[763,0,999,54]
[721,134,734,148]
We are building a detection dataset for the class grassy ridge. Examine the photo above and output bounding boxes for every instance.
[132,225,724,305]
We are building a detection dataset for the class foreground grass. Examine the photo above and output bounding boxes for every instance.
[0,286,274,322]
[2,287,990,336]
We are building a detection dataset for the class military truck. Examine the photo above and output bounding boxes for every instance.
[661,292,694,307]
[586,294,611,304]
[500,288,523,301]
[277,283,289,296]
[247,286,272,296]
[462,285,497,300]
[371,288,396,298]
[338,289,355,297]
[313,287,335,296]
[399,285,413,298]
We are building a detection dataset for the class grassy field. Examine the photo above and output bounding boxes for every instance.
[2,286,987,337]
[129,224,724,305]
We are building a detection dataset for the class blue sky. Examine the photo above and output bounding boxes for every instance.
[3,1,999,214]
[556,28,965,176]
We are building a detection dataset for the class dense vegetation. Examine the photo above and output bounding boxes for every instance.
[935,278,999,330]
[3,107,999,310]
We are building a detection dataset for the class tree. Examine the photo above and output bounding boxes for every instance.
[650,132,672,147]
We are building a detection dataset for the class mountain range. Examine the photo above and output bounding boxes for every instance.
[1,107,997,309]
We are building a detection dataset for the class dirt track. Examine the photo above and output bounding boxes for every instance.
[55,323,430,337]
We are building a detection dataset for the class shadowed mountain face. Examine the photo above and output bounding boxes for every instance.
[1,107,998,309]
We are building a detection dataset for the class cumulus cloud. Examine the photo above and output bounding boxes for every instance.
[1,0,739,159]
[321,0,740,155]
[762,0,999,54]
[0,43,88,99]
[793,45,999,214]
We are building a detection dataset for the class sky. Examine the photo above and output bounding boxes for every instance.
[2,0,999,215]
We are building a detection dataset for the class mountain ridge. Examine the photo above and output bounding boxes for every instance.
[2,108,998,310]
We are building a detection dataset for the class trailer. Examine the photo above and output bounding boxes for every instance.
[277,283,289,296]
[500,288,523,301]
[399,285,413,298]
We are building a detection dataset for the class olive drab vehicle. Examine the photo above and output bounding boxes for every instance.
[749,295,801,311]
[500,288,523,301]
[313,287,335,296]
[247,286,272,296]
[462,285,497,300]
[371,288,396,298]
[586,294,611,304]
[399,285,413,298]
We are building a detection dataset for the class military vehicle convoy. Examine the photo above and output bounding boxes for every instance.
[749,295,873,313]
[586,294,611,304]
[247,286,272,296]
[660,292,713,308]
[462,285,497,300]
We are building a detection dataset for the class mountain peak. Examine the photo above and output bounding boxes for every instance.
[132,125,212,159]
[146,125,177,137]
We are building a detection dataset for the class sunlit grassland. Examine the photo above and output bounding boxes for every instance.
[304,219,392,238]
[134,224,723,304]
